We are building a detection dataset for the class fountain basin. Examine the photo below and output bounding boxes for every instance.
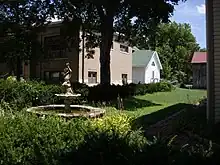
[26,104,105,118]
[55,93,81,98]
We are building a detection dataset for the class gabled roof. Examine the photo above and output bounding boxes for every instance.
[132,50,162,69]
[191,52,207,63]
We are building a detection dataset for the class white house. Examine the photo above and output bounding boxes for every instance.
[132,49,163,84]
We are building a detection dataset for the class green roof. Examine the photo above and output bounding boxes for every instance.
[132,50,155,67]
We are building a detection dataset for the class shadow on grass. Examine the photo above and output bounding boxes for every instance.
[132,103,192,131]
[86,97,161,111]
[114,97,161,111]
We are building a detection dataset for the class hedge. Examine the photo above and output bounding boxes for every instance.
[0,112,144,165]
[0,79,63,110]
[74,81,173,102]
[0,111,217,165]
[0,79,173,109]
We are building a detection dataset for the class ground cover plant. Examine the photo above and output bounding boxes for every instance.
[0,79,213,165]
[0,111,218,165]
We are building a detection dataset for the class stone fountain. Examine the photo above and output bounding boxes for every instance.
[55,62,81,111]
[27,63,105,118]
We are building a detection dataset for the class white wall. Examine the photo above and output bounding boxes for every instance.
[132,67,145,84]
[145,55,161,84]
[111,41,132,85]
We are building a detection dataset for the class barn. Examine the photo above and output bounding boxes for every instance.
[191,52,207,89]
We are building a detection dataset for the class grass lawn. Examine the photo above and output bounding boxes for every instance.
[106,88,207,127]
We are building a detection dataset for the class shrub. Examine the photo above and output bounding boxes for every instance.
[0,79,173,108]
[0,112,86,165]
[87,84,133,103]
[146,81,173,93]
[86,82,173,103]
[88,114,133,134]
[0,110,217,165]
[0,79,62,110]
[72,82,89,99]
[0,112,146,165]
[132,83,148,95]
[132,81,173,95]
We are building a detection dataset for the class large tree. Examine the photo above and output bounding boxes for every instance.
[52,0,185,84]
[1,0,185,83]
[149,22,200,82]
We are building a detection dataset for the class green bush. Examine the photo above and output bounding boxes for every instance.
[88,114,133,134]
[86,82,173,103]
[0,79,173,108]
[0,111,216,165]
[0,112,146,165]
[0,112,85,165]
[146,81,173,93]
[87,84,133,103]
[133,83,148,95]
[133,81,173,95]
[0,79,62,109]
[72,82,89,99]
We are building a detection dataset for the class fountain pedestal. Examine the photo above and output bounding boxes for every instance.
[55,93,81,112]
[64,99,71,110]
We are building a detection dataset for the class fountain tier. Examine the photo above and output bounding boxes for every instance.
[27,105,105,118]
[55,93,81,110]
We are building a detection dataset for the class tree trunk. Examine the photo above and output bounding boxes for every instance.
[29,60,36,79]
[100,17,114,85]
[82,28,85,83]
[7,59,15,76]
[16,56,21,81]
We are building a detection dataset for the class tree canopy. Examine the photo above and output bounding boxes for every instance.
[148,22,200,83]
[1,0,186,83]
[0,0,53,80]
[51,0,186,84]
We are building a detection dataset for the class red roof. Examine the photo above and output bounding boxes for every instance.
[191,52,207,63]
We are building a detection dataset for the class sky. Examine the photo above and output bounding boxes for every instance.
[171,0,206,48]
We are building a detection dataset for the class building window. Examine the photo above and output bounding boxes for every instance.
[88,71,97,84]
[120,45,129,53]
[152,61,155,66]
[44,71,50,81]
[152,71,155,79]
[122,74,128,85]
[51,72,60,79]
[44,35,67,59]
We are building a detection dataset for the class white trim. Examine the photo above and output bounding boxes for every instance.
[145,51,163,70]
[111,79,132,85]
[153,51,163,70]
[78,79,132,86]
[119,51,130,55]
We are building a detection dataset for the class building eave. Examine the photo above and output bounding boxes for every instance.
[206,0,215,125]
